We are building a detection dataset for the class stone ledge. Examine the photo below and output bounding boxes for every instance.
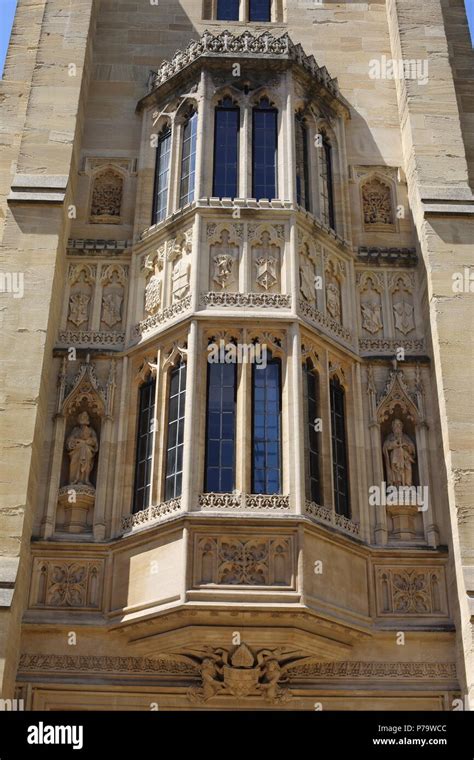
[8,174,68,203]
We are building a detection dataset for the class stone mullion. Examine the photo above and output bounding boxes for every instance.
[93,415,112,540]
[352,362,370,541]
[42,414,66,539]
[237,326,251,497]
[181,319,199,512]
[150,348,162,508]
[241,101,250,200]
[290,323,304,514]
[320,348,334,513]
[110,356,129,538]
[285,70,296,206]
[370,418,387,546]
[195,69,207,200]
[415,422,439,548]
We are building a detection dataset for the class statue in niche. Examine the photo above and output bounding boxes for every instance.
[382,418,416,487]
[68,292,90,327]
[361,298,383,334]
[326,281,341,321]
[66,411,99,487]
[393,299,415,335]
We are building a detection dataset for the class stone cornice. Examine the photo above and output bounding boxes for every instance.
[139,30,348,115]
[357,247,418,268]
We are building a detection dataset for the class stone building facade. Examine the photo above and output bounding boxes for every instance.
[0,0,473,710]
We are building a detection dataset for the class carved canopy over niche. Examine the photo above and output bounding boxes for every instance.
[90,167,124,224]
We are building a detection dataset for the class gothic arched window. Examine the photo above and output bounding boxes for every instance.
[179,110,198,207]
[303,360,321,504]
[330,376,350,517]
[295,114,310,211]
[252,97,278,201]
[319,132,335,230]
[205,360,237,492]
[252,353,282,494]
[216,0,239,20]
[133,377,156,513]
[152,124,172,224]
[249,0,271,21]
[165,361,186,500]
[213,97,239,199]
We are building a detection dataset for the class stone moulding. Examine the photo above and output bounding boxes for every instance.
[359,338,424,354]
[121,498,182,532]
[198,493,290,511]
[149,30,340,97]
[201,292,291,309]
[67,239,130,255]
[287,661,457,681]
[18,654,197,676]
[298,299,353,345]
[57,330,125,348]
[134,295,192,337]
[305,501,360,537]
[357,247,418,268]
[17,654,456,684]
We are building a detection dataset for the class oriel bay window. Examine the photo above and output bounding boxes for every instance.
[303,360,321,504]
[152,124,172,224]
[165,360,186,500]
[179,109,198,207]
[252,97,278,201]
[133,377,156,513]
[252,354,282,494]
[205,361,237,492]
[330,375,350,517]
[213,97,239,199]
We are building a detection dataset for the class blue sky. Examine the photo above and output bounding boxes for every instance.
[0,0,473,78]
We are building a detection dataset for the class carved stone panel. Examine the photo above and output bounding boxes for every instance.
[100,263,128,330]
[357,271,384,335]
[361,177,394,228]
[67,264,96,329]
[389,272,415,336]
[250,226,283,293]
[30,558,104,609]
[375,566,448,617]
[90,168,123,224]
[194,534,294,587]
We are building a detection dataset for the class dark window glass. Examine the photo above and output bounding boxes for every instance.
[217,0,239,19]
[213,98,239,198]
[179,111,198,207]
[252,354,281,494]
[205,361,236,492]
[152,125,172,224]
[304,362,320,503]
[133,378,156,513]
[249,0,271,21]
[319,133,335,230]
[330,376,350,517]
[252,98,277,201]
[165,361,186,500]
[295,115,310,211]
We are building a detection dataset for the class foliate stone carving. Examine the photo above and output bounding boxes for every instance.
[31,559,103,609]
[304,501,360,537]
[195,535,293,586]
[151,31,340,99]
[382,418,416,487]
[359,338,424,354]
[286,661,455,681]
[376,567,447,616]
[121,498,183,532]
[90,168,123,223]
[183,643,308,703]
[135,295,192,337]
[18,654,198,676]
[299,299,352,345]
[362,177,393,226]
[57,330,125,348]
[201,292,291,309]
[198,493,290,511]
[66,411,99,487]
[207,222,243,241]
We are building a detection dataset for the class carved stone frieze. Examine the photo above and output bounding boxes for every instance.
[30,558,103,609]
[57,330,125,348]
[359,338,424,354]
[299,299,352,344]
[201,292,291,309]
[121,498,183,532]
[195,534,293,586]
[135,295,192,337]
[375,567,448,616]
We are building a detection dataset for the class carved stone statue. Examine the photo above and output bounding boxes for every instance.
[66,411,99,486]
[383,418,416,487]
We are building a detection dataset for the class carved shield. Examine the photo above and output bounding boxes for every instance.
[222,665,259,698]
